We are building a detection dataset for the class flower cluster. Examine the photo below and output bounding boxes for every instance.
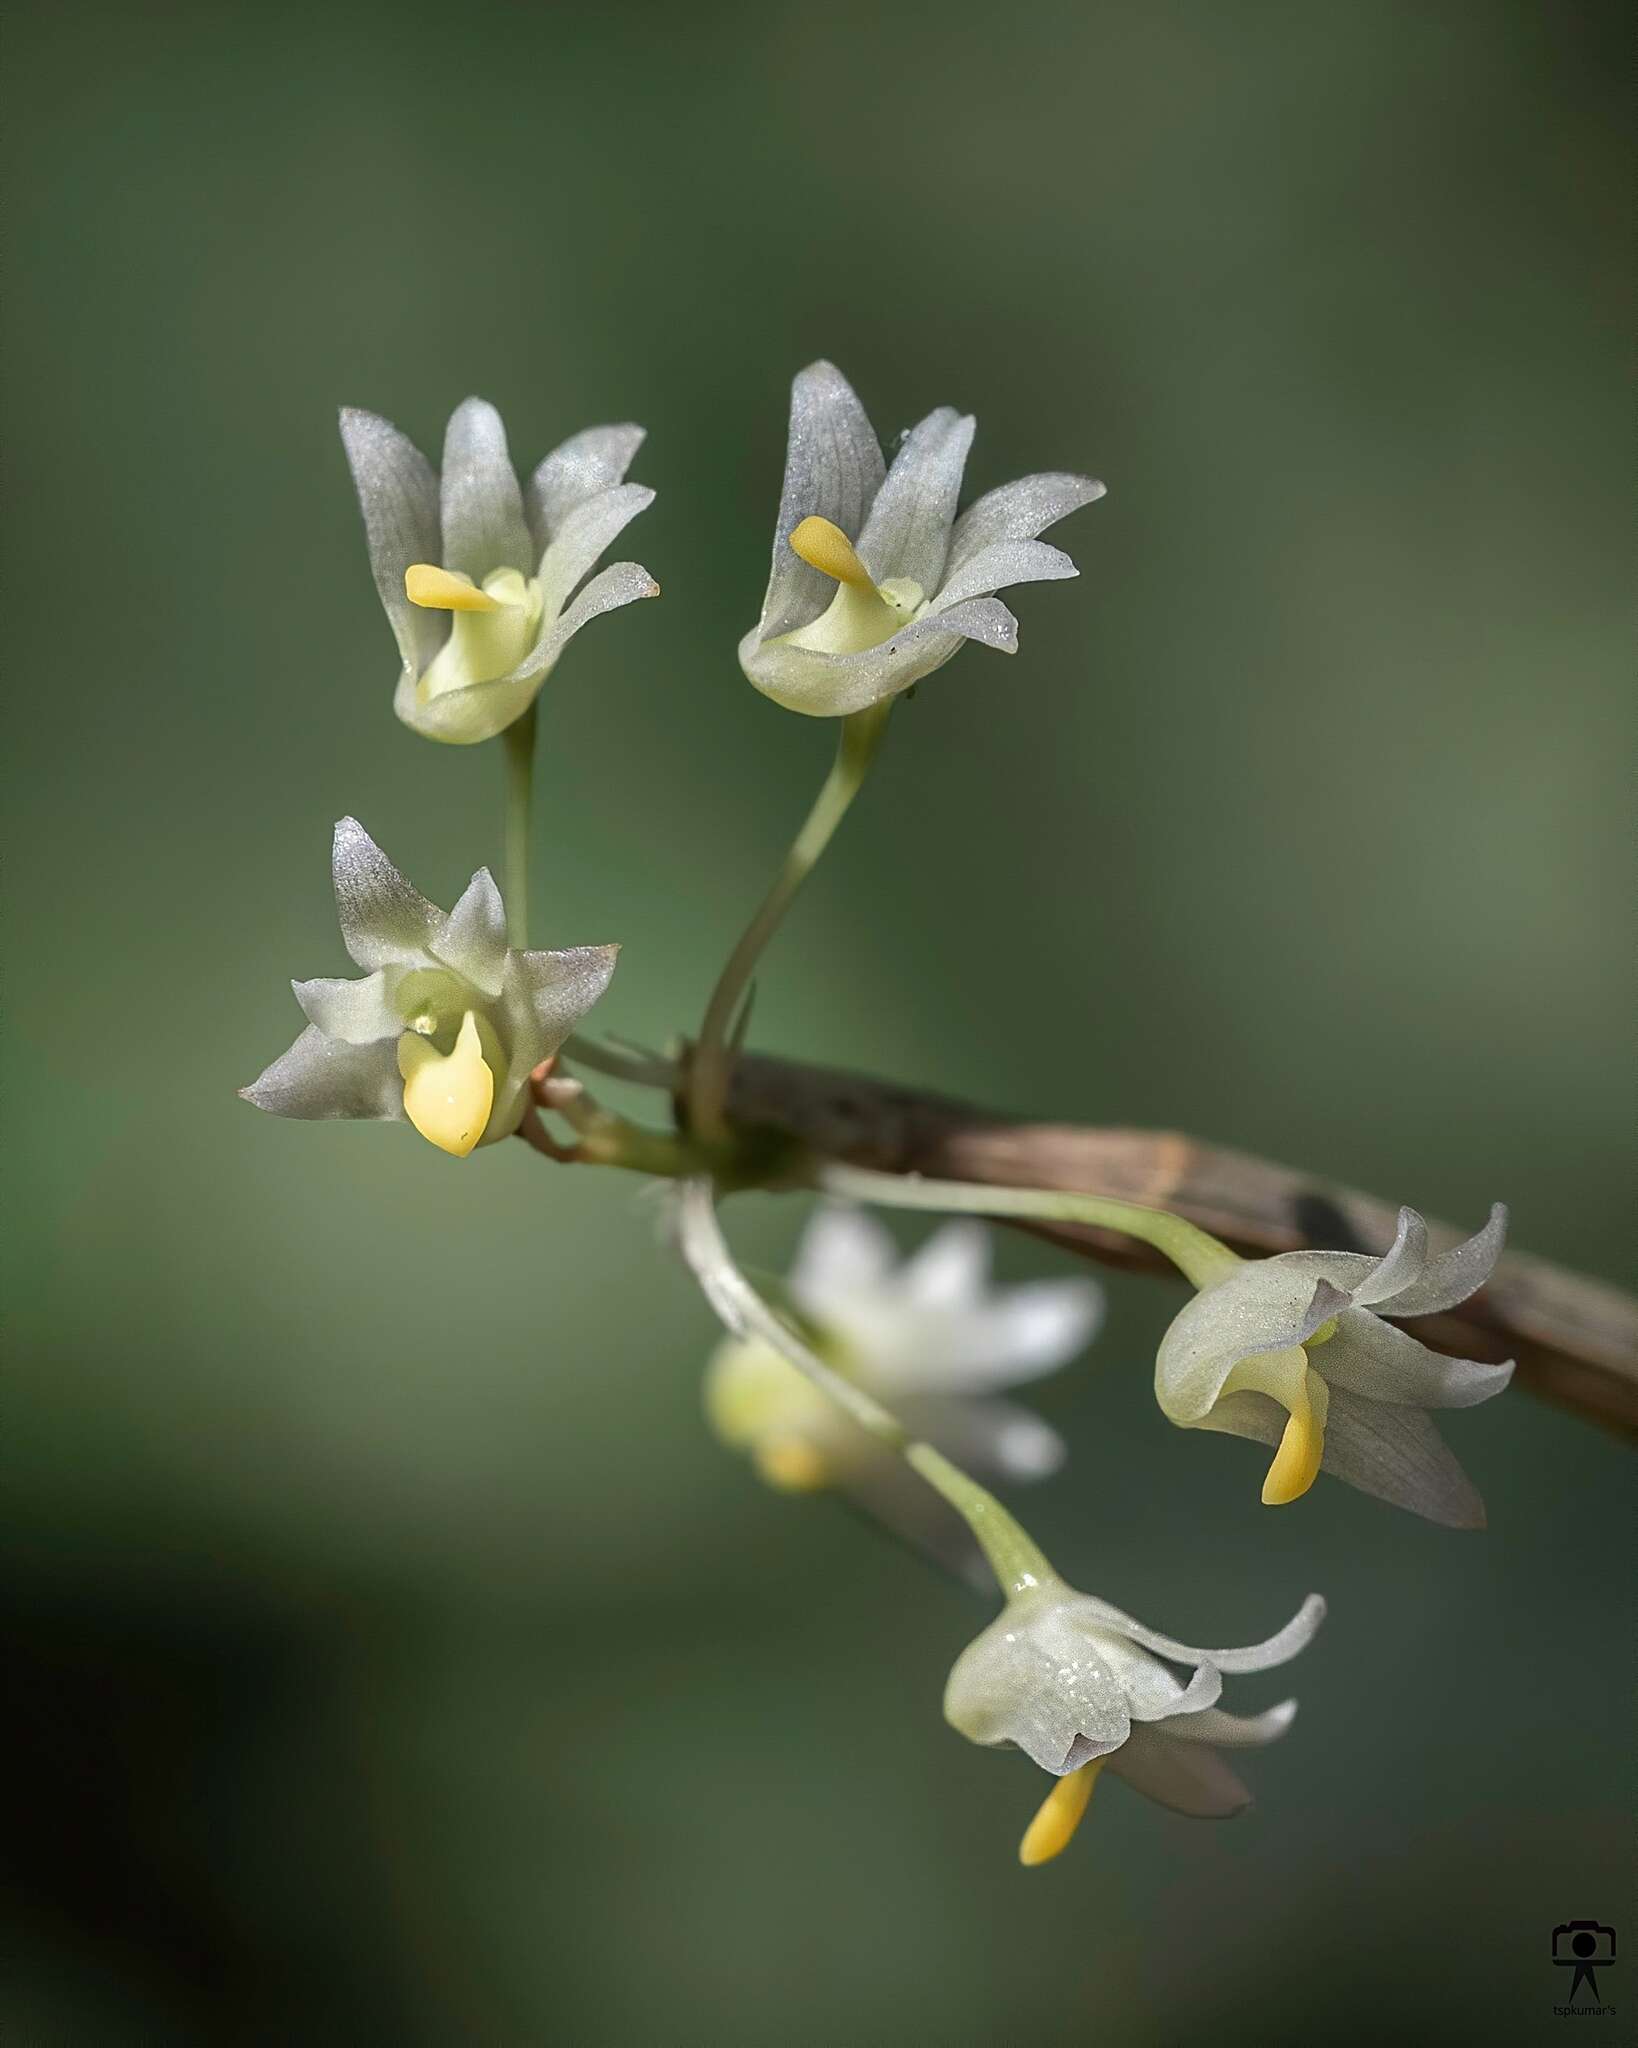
[243,358,1517,1872]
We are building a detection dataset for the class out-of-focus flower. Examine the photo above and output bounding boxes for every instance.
[739,360,1102,717]
[944,1577,1324,1863]
[705,1205,1100,1564]
[341,399,658,744]
[241,818,617,1156]
[1155,1206,1512,1525]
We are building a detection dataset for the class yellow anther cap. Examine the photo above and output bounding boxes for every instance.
[787,516,876,589]
[405,563,502,612]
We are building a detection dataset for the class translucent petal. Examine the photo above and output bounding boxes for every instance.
[933,538,1077,612]
[894,1393,1066,1482]
[433,868,508,997]
[512,942,621,1046]
[945,472,1105,581]
[897,1219,990,1308]
[331,817,441,970]
[758,361,886,641]
[338,407,443,676]
[740,596,1015,718]
[1164,1699,1299,1748]
[537,482,655,622]
[1201,1385,1488,1528]
[789,1204,898,1307]
[239,1025,402,1122]
[1090,1628,1223,1722]
[1372,1203,1508,1317]
[439,397,532,579]
[1348,1206,1429,1307]
[292,970,397,1045]
[1073,1589,1326,1675]
[1318,1311,1515,1410]
[1155,1261,1344,1423]
[1106,1725,1252,1818]
[856,407,974,594]
[943,1602,1132,1776]
[528,423,646,545]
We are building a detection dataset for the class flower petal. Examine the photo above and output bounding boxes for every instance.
[1164,1699,1299,1748]
[1319,1311,1515,1410]
[537,482,655,622]
[239,1025,402,1122]
[292,970,397,1045]
[1075,1589,1327,1675]
[740,597,1014,718]
[1089,1627,1223,1722]
[943,1605,1131,1775]
[1202,1386,1488,1528]
[512,942,621,1047]
[758,361,886,641]
[945,473,1105,581]
[1106,1725,1252,1818]
[898,1220,991,1308]
[338,407,443,676]
[439,397,532,579]
[1373,1203,1508,1318]
[528,424,646,545]
[895,1393,1066,1482]
[332,817,441,970]
[932,539,1078,612]
[1348,1206,1429,1307]
[857,407,975,594]
[433,868,508,997]
[789,1203,899,1308]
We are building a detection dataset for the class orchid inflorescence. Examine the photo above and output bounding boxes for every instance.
[244,361,1513,1868]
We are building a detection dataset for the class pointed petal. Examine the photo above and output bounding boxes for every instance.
[1202,1385,1489,1528]
[1090,1628,1224,1722]
[856,407,975,594]
[293,970,397,1044]
[895,1393,1066,1482]
[1375,1204,1508,1317]
[514,942,620,1046]
[528,423,646,544]
[439,397,532,578]
[1349,1207,1429,1307]
[898,1219,991,1308]
[239,1026,402,1122]
[1319,1312,1515,1410]
[945,473,1105,581]
[1164,1699,1299,1748]
[1075,1589,1327,1675]
[1106,1726,1252,1818]
[933,538,1078,612]
[433,868,508,996]
[789,1204,898,1308]
[740,596,1015,718]
[332,817,441,970]
[338,407,443,676]
[758,361,886,641]
[537,482,655,621]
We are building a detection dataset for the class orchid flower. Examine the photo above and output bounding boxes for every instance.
[1155,1206,1512,1525]
[945,1578,1325,1863]
[341,399,658,744]
[739,360,1102,716]
[241,819,617,1156]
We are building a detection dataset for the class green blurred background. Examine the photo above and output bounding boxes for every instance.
[5,1,1631,2040]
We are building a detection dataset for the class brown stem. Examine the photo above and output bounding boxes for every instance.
[703,1050,1638,1438]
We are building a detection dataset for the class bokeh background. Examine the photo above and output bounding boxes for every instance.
[5,1,1631,2041]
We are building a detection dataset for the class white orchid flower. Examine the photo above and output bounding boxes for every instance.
[705,1205,1100,1566]
[945,1578,1325,1864]
[1156,1205,1513,1526]
[341,399,658,745]
[241,819,617,1157]
[739,361,1103,717]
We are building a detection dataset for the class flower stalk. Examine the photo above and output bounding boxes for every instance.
[814,1161,1241,1291]
[689,700,891,1143]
